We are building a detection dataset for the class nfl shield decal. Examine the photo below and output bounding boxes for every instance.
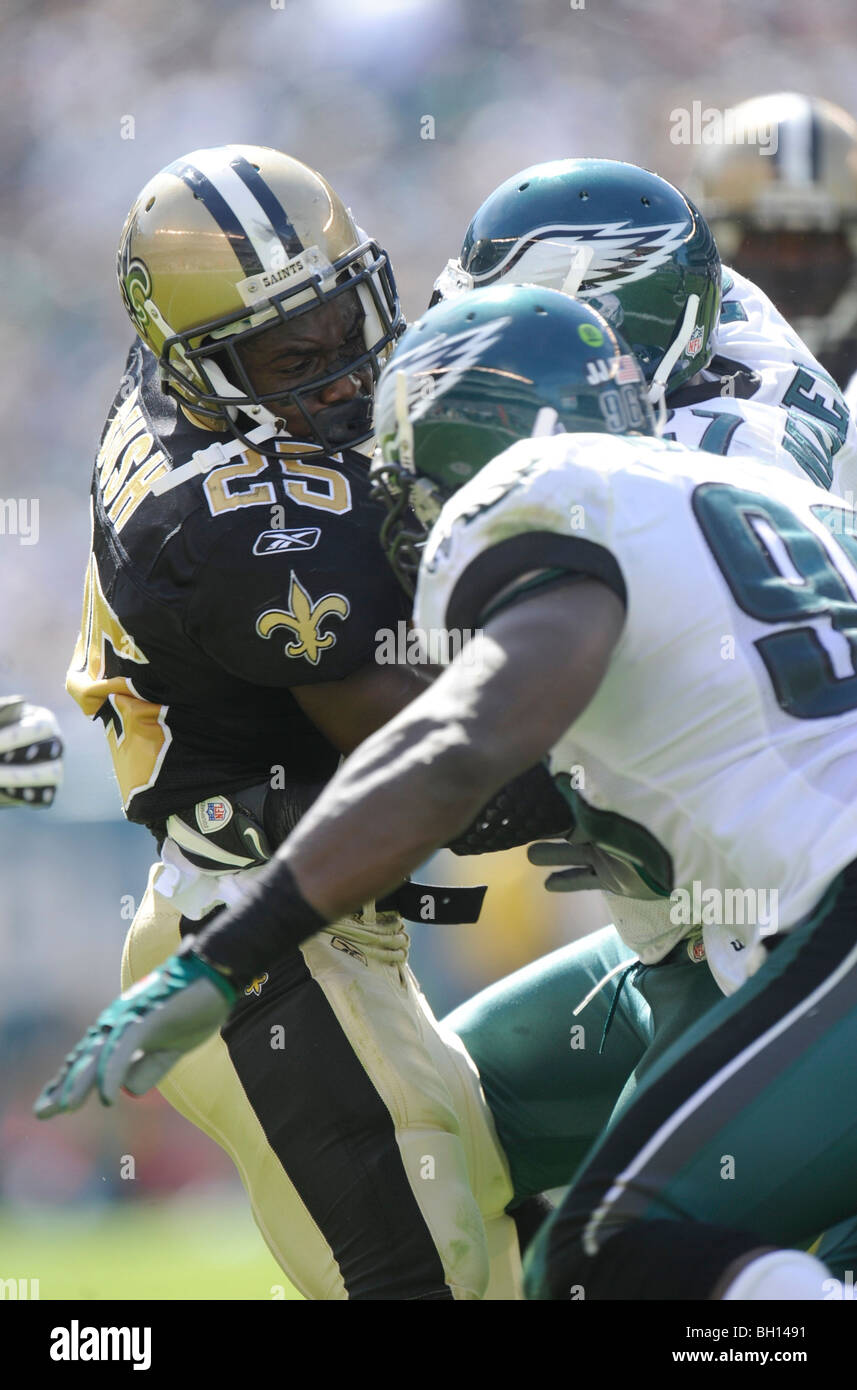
[686,323,705,357]
[196,797,233,834]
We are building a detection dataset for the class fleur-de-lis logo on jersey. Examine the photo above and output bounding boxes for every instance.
[256,572,350,665]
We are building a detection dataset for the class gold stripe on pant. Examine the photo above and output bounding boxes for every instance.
[121,861,523,1300]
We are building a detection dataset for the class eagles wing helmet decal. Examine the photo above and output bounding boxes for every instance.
[474,221,691,294]
[392,316,514,423]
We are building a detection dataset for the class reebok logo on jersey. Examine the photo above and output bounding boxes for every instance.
[253,527,321,555]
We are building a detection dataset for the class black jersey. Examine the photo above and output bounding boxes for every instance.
[67,341,410,826]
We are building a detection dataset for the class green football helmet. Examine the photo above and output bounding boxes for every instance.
[371,284,656,593]
[432,158,721,404]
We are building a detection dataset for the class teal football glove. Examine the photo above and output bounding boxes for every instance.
[34,944,237,1117]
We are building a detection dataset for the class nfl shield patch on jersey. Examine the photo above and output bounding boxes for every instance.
[196,797,233,834]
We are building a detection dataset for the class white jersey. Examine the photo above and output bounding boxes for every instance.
[415,433,857,994]
[846,369,857,423]
[597,267,857,983]
[665,268,857,499]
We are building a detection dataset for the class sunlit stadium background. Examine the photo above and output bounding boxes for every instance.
[2,0,855,1300]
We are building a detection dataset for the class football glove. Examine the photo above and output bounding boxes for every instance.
[34,942,237,1117]
[0,695,63,808]
[527,831,663,899]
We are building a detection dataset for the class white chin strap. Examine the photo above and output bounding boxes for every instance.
[203,358,285,432]
[645,292,701,416]
[531,407,560,438]
[649,389,668,439]
[151,420,281,496]
[394,369,416,470]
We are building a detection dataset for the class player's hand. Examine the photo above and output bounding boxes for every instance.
[34,944,238,1117]
[0,695,63,808]
[528,833,662,899]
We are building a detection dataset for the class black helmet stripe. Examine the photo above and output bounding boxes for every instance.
[229,155,304,261]
[770,97,814,185]
[173,161,266,276]
[809,106,822,181]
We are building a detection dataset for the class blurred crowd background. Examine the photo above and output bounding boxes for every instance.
[2,0,856,1243]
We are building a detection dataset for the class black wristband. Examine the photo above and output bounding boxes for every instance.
[193,857,330,988]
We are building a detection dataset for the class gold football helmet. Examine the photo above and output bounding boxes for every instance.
[116,145,403,452]
[690,93,857,381]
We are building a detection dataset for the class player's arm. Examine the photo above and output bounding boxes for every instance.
[171,526,565,867]
[35,576,621,1116]
[278,577,622,922]
[287,662,569,845]
[158,573,622,991]
[290,659,430,754]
